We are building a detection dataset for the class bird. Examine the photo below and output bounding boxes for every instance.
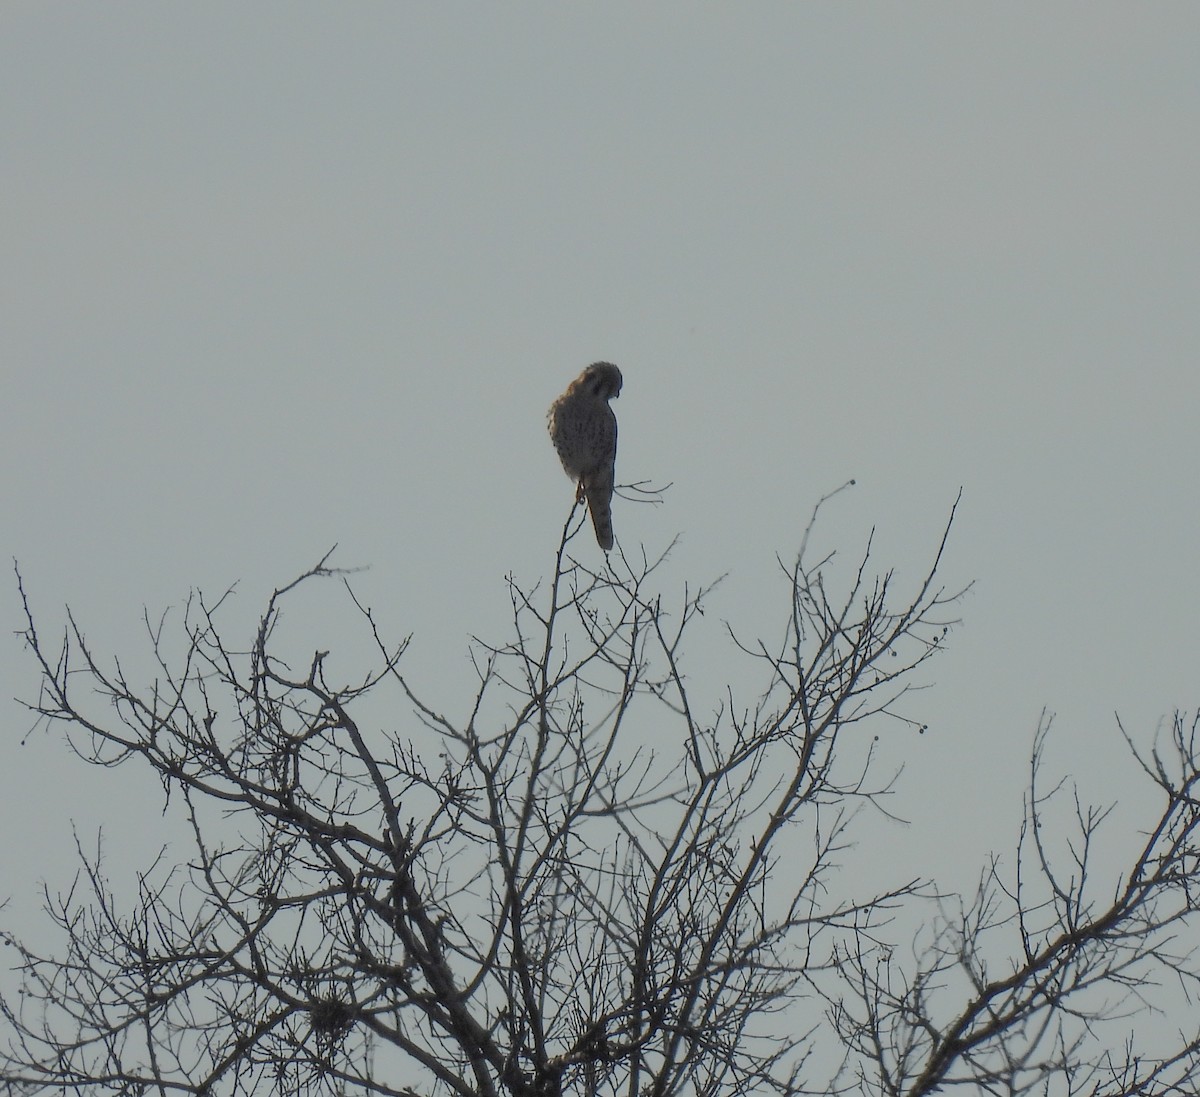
[547,362,623,551]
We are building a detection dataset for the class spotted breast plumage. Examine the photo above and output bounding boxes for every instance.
[547,362,623,551]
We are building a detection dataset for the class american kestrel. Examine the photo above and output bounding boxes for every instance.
[547,362,623,551]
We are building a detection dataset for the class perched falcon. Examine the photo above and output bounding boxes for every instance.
[547,362,623,551]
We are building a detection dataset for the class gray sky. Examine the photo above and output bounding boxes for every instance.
[2,5,1198,934]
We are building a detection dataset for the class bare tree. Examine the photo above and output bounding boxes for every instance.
[830,705,1200,1096]
[4,494,1200,1097]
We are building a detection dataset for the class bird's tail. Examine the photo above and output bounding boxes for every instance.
[582,476,614,551]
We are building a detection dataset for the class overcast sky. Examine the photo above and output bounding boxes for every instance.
[2,6,1198,936]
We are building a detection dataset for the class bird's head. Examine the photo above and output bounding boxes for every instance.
[583,361,623,400]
